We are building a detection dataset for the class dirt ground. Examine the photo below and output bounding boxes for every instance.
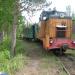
[15,40,66,75]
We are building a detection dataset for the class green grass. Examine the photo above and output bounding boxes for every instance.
[0,38,67,75]
[1,36,74,75]
[15,39,68,75]
[0,38,26,75]
[0,54,25,75]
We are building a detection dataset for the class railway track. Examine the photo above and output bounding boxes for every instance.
[58,54,75,75]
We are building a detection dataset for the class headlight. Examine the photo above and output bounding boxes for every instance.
[60,13,65,18]
[49,40,53,44]
[72,41,75,44]
[43,17,47,20]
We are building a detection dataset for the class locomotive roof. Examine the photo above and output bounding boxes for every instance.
[40,10,72,21]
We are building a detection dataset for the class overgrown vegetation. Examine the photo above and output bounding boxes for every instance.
[0,37,25,75]
[0,0,75,75]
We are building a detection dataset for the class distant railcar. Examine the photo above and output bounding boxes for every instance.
[24,10,75,54]
[23,24,39,40]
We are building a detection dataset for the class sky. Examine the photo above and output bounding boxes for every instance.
[49,0,75,12]
[23,0,75,23]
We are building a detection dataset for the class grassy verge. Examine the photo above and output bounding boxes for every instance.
[0,37,74,75]
[0,38,26,75]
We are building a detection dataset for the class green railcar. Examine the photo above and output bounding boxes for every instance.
[23,24,39,40]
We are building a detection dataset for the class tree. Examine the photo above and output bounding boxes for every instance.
[72,13,75,20]
[0,0,51,57]
[66,5,71,16]
[17,16,25,38]
[20,0,52,22]
[0,0,14,35]
[0,0,17,57]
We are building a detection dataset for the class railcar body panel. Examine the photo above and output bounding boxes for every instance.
[23,24,39,39]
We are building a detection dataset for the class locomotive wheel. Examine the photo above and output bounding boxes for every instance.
[62,48,66,52]
[59,48,63,56]
[53,48,66,55]
[53,48,60,55]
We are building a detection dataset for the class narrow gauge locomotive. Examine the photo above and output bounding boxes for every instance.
[23,10,75,54]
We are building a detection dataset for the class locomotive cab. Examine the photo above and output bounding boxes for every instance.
[38,10,75,54]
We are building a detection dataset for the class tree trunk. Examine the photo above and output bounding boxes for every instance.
[10,0,19,57]
[11,16,17,57]
[2,31,4,42]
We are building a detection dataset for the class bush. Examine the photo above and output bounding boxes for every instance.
[0,37,25,75]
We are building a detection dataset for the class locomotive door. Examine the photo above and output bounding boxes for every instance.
[56,26,67,38]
